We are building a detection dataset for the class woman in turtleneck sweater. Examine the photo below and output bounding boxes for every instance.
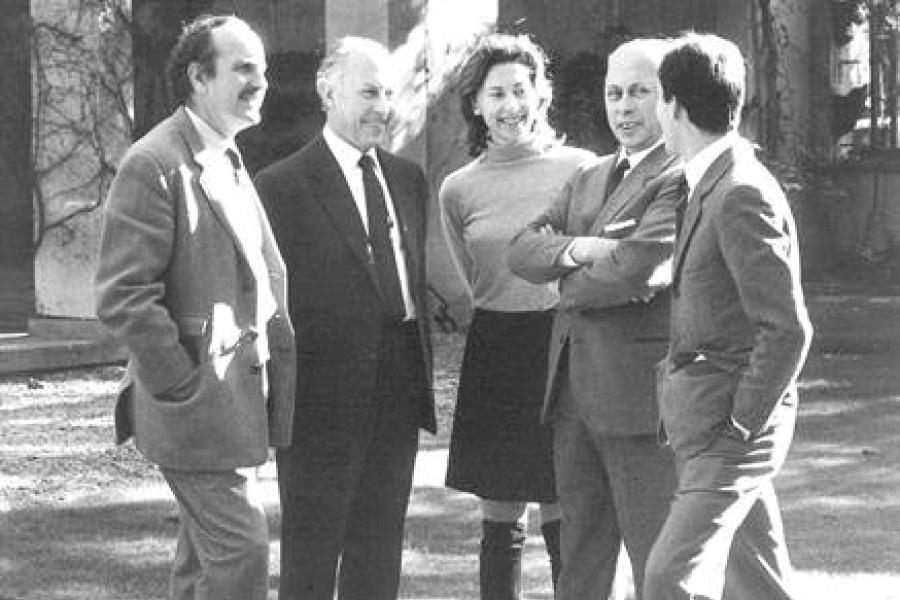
[439,33,594,599]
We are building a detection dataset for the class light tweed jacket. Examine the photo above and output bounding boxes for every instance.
[96,107,296,471]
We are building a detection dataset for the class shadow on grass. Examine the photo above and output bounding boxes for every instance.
[401,487,555,599]
[0,494,292,600]
[784,290,900,578]
[0,485,549,600]
[2,287,899,599]
[0,499,178,600]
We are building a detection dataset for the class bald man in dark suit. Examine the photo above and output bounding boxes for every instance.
[254,36,434,600]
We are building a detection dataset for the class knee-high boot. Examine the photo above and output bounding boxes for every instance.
[541,519,562,594]
[480,520,525,600]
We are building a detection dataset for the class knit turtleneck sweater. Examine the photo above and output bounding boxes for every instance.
[440,139,594,312]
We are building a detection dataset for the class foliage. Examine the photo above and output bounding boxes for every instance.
[831,0,867,45]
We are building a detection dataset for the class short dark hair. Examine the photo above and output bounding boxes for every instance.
[658,33,745,134]
[166,14,242,106]
[457,33,555,157]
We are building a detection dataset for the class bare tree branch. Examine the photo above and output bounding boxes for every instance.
[32,0,133,249]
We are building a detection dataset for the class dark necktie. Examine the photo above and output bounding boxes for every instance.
[605,157,630,199]
[674,174,689,240]
[359,154,405,320]
[225,148,242,184]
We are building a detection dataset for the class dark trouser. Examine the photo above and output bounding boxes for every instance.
[277,321,423,600]
[541,519,562,590]
[480,520,526,600]
[477,514,561,599]
[553,377,676,600]
[643,413,797,600]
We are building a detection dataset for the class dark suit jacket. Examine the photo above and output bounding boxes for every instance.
[95,107,297,471]
[659,139,813,457]
[509,145,680,434]
[254,134,436,436]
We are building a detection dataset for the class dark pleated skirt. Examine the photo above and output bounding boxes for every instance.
[445,308,557,502]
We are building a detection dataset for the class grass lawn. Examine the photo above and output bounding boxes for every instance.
[2,285,900,599]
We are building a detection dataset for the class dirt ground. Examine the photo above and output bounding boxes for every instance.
[1,278,900,599]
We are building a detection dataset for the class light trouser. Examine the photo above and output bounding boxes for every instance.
[552,375,676,600]
[162,467,269,600]
[643,414,797,600]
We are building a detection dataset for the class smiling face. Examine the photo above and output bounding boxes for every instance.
[189,22,268,139]
[319,50,395,152]
[473,61,542,148]
[604,48,662,154]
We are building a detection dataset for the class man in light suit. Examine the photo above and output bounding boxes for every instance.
[509,39,679,600]
[95,15,295,600]
[643,33,813,600]
[254,37,434,600]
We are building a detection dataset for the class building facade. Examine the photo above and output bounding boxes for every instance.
[3,0,895,333]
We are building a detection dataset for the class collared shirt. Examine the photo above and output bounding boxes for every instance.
[185,106,276,362]
[618,140,664,178]
[322,125,416,320]
[185,106,241,165]
[683,132,738,201]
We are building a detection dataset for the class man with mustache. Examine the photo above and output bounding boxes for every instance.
[254,36,434,600]
[509,38,680,599]
[96,15,295,600]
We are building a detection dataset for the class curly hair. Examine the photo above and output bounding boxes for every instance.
[457,33,555,157]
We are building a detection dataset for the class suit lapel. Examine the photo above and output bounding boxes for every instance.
[589,145,670,234]
[308,136,381,290]
[671,146,734,288]
[377,148,421,292]
[176,108,252,271]
[577,154,616,228]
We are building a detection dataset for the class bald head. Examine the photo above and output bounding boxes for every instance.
[316,36,396,151]
[316,36,392,87]
[608,38,670,74]
[605,38,670,153]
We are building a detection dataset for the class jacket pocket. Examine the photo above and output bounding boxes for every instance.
[175,314,211,366]
[659,358,744,457]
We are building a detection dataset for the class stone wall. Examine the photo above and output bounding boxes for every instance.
[24,0,841,326]
[32,0,132,318]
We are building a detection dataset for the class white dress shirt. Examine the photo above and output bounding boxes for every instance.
[185,106,276,362]
[322,126,416,320]
[616,140,664,177]
[683,132,738,201]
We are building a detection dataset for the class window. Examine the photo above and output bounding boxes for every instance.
[832,0,900,157]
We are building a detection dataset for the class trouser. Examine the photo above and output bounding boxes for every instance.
[643,413,797,600]
[277,320,424,600]
[162,468,269,600]
[553,376,676,600]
